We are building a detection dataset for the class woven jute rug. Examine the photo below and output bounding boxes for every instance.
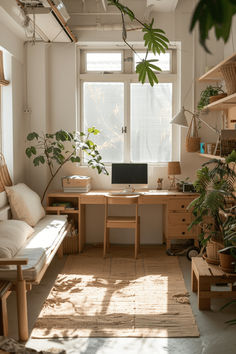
[31,246,199,338]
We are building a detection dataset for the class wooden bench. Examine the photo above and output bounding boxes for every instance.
[0,280,12,336]
[191,257,236,310]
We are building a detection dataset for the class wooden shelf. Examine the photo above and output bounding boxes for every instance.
[199,53,236,82]
[202,92,236,111]
[198,153,225,161]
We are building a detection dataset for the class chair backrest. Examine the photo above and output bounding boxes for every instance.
[105,194,139,221]
[105,195,140,205]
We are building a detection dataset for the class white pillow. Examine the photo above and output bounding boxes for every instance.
[5,183,45,227]
[0,220,34,258]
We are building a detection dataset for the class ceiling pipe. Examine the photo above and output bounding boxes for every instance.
[71,23,142,31]
[70,12,120,16]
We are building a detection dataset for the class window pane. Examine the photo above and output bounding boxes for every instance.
[83,82,124,162]
[86,53,122,71]
[130,83,172,163]
[134,52,171,71]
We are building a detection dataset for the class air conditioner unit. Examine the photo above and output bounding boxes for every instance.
[20,0,76,42]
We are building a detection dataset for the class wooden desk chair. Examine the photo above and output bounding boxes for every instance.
[104,194,140,259]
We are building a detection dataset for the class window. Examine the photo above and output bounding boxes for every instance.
[80,49,177,164]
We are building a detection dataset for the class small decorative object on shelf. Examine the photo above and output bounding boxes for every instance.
[156,178,163,190]
[168,161,181,190]
[186,115,200,152]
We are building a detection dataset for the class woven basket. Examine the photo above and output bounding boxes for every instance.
[63,234,78,254]
[186,115,200,152]
[220,62,236,95]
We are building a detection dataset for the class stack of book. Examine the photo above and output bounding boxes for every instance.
[62,175,91,193]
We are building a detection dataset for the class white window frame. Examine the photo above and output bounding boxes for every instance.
[79,48,179,165]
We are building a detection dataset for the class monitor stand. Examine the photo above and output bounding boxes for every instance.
[122,185,135,193]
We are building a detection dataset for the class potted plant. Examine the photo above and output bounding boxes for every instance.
[188,150,236,264]
[218,208,236,272]
[197,85,226,110]
[25,127,108,202]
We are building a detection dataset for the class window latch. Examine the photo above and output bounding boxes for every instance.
[121,126,127,134]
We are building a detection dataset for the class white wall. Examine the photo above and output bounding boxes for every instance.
[25,0,226,245]
[0,11,25,184]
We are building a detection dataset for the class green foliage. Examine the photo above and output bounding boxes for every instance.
[197,85,225,110]
[26,128,108,202]
[142,19,169,55]
[188,151,236,246]
[108,0,169,86]
[136,60,161,86]
[190,0,236,53]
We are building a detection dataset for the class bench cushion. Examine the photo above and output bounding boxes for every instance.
[0,215,67,281]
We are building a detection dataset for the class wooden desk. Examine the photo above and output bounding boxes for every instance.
[47,190,199,253]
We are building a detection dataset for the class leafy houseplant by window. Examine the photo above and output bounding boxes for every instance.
[188,151,236,264]
[197,85,226,111]
[25,128,108,203]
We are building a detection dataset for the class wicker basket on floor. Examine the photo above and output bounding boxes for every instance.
[63,234,78,254]
[220,62,236,95]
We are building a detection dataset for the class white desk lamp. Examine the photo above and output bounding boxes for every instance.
[170,106,221,155]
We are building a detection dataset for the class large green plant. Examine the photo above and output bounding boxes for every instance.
[190,0,236,53]
[25,128,108,202]
[188,150,236,245]
[108,0,169,86]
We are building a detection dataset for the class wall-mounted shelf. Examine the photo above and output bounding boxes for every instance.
[199,53,236,82]
[198,153,225,161]
[202,92,236,111]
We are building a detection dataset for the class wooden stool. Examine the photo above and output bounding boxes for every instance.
[191,257,236,310]
[0,280,12,336]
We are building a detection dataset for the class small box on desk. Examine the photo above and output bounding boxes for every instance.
[62,175,91,192]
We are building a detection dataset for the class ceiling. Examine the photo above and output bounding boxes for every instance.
[1,0,179,43]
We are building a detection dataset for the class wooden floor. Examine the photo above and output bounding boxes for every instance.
[31,246,199,338]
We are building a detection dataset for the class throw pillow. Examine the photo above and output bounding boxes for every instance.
[5,183,45,227]
[0,220,34,258]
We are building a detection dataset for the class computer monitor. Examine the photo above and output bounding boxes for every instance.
[111,163,148,185]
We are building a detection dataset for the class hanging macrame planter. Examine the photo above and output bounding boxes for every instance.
[0,50,9,86]
[186,114,200,152]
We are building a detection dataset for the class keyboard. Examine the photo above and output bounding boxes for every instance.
[109,191,141,196]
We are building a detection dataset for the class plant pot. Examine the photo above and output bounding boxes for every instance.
[219,252,236,273]
[205,240,223,265]
[209,93,227,103]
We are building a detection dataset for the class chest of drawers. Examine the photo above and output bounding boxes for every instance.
[165,196,199,250]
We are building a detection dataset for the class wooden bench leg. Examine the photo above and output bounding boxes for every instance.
[191,267,198,293]
[57,243,64,258]
[16,265,28,341]
[0,293,8,336]
[198,277,211,310]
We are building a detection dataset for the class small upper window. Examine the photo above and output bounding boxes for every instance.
[134,52,171,72]
[86,52,122,72]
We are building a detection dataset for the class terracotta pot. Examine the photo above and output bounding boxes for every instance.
[205,240,223,265]
[219,252,236,273]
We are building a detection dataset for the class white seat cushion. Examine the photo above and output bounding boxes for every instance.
[0,215,68,281]
[5,183,45,227]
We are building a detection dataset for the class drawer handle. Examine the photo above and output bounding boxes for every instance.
[182,218,186,222]
[181,205,185,208]
[182,231,185,235]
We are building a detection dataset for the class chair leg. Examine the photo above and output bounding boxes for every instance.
[104,227,107,258]
[107,229,110,250]
[135,226,138,259]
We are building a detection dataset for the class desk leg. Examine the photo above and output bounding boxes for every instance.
[198,276,211,310]
[79,204,86,253]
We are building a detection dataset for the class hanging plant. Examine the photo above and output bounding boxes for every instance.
[197,85,225,110]
[108,0,169,86]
